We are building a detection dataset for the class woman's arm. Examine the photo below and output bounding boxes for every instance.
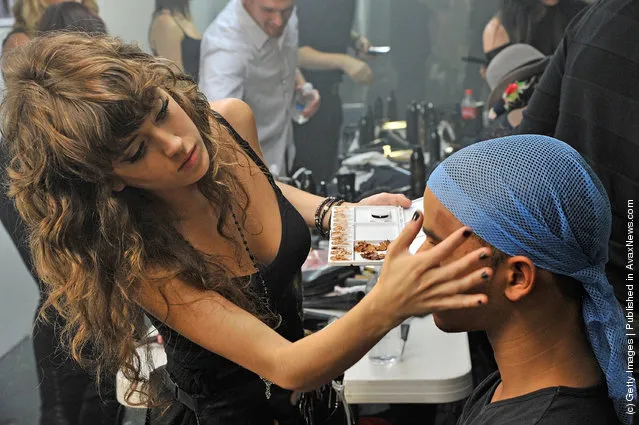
[211,99,410,228]
[149,13,185,70]
[138,215,490,391]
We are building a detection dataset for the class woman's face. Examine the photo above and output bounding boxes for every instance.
[111,90,209,196]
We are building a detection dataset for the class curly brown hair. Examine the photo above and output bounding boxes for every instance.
[1,32,261,405]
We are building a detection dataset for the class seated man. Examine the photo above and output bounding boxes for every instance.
[421,135,632,425]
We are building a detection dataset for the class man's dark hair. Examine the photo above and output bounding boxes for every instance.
[38,2,107,34]
[473,234,584,303]
[154,0,190,17]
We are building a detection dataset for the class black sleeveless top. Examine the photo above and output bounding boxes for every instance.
[147,114,311,425]
[151,13,202,82]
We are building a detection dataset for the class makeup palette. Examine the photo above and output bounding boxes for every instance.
[328,198,425,266]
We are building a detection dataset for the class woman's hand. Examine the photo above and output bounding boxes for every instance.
[357,193,412,208]
[368,211,490,326]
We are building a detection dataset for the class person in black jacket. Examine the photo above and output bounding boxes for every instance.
[519,0,638,309]
[482,0,587,61]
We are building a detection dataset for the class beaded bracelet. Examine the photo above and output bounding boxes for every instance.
[314,197,337,236]
[318,198,339,237]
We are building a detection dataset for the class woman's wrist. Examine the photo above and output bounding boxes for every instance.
[358,286,401,331]
[320,200,354,232]
[314,197,341,237]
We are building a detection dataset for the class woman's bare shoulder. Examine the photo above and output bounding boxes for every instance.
[209,99,262,156]
[483,17,510,53]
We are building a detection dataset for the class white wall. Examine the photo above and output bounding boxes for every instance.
[96,0,154,51]
[0,229,39,358]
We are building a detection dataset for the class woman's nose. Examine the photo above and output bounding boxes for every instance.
[159,133,184,158]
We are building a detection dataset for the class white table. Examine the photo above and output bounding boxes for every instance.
[305,309,473,404]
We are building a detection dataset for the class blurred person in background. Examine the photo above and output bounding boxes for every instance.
[199,0,320,178]
[390,0,432,113]
[0,4,120,425]
[519,0,639,310]
[482,0,586,66]
[149,0,201,82]
[1,0,15,18]
[2,0,98,53]
[477,43,548,141]
[293,0,374,182]
[38,0,104,32]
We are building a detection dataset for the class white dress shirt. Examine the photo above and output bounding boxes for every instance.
[199,0,298,176]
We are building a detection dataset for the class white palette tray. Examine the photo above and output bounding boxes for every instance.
[328,198,425,266]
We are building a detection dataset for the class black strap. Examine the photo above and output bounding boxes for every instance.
[212,111,279,191]
[163,369,199,413]
[211,110,282,323]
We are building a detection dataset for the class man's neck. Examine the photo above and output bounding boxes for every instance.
[488,310,601,402]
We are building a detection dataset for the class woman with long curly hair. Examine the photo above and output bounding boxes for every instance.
[2,0,99,53]
[149,0,201,81]
[1,33,491,425]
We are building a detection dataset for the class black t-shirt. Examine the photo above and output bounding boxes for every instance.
[502,1,587,56]
[458,372,620,425]
[296,0,355,87]
[519,0,639,302]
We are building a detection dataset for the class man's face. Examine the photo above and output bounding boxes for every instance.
[243,0,296,38]
[421,188,505,333]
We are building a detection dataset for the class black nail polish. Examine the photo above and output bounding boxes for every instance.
[479,252,489,260]
[481,271,489,279]
[412,211,420,221]
[462,229,472,238]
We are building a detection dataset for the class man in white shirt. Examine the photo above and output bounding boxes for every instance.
[199,0,319,177]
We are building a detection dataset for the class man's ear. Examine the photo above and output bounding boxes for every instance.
[503,256,536,302]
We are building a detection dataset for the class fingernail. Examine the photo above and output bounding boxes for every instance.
[412,211,420,221]
[481,271,490,279]
[479,252,490,260]
[462,229,472,238]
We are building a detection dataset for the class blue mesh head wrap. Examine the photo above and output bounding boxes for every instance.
[427,135,633,424]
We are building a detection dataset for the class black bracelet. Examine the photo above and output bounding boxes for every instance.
[318,198,339,237]
[314,197,337,236]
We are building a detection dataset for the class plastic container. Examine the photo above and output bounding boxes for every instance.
[461,88,478,120]
[291,82,315,125]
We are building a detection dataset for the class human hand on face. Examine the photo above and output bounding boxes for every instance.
[368,211,491,325]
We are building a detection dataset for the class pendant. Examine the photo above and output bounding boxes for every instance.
[261,376,272,399]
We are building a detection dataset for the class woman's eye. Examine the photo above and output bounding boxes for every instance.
[127,142,147,163]
[156,98,169,122]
